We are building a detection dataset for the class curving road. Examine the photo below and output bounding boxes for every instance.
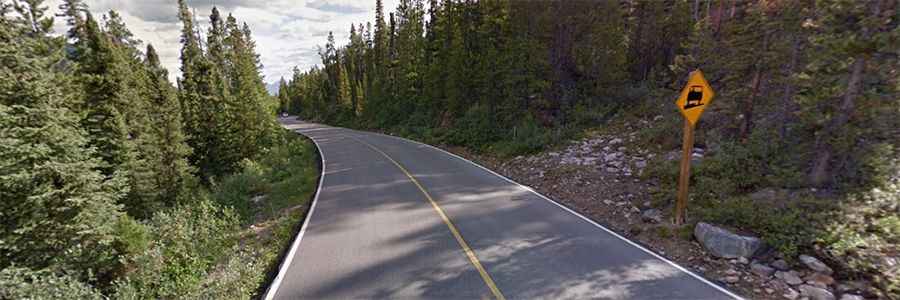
[266,117,742,300]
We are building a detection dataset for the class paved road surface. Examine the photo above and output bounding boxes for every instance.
[266,117,741,300]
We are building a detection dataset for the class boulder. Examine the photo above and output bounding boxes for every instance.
[771,259,791,271]
[798,284,835,300]
[749,188,778,201]
[694,222,764,258]
[721,276,740,284]
[805,273,835,288]
[800,255,834,275]
[783,287,800,300]
[635,160,648,169]
[776,271,804,286]
[641,209,663,223]
[750,262,775,277]
[839,294,864,300]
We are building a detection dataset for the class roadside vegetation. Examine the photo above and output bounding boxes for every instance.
[280,0,898,297]
[1,1,319,299]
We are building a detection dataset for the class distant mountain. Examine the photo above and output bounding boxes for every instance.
[266,82,280,96]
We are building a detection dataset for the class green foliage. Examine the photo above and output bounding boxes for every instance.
[0,8,126,284]
[176,2,279,180]
[696,196,825,258]
[821,165,900,297]
[214,132,318,224]
[4,1,305,298]
[114,198,239,298]
[492,116,551,157]
[0,267,103,300]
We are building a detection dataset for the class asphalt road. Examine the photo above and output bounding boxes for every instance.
[267,117,742,300]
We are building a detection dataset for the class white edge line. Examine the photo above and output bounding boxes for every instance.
[369,131,745,300]
[263,123,327,300]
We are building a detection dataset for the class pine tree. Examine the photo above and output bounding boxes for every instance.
[57,0,86,51]
[0,0,126,281]
[804,0,898,186]
[225,17,277,160]
[78,12,135,176]
[207,7,228,76]
[142,44,194,210]
[177,1,238,178]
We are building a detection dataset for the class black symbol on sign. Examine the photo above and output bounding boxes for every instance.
[684,86,704,109]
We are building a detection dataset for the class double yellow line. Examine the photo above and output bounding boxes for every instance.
[349,135,506,300]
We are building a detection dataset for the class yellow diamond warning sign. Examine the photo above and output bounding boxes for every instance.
[675,70,715,126]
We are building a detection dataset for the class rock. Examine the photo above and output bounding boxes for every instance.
[722,276,740,284]
[838,294,863,300]
[251,195,267,203]
[737,256,750,264]
[784,287,800,300]
[836,281,864,293]
[776,271,804,286]
[603,153,617,161]
[798,284,835,300]
[694,222,764,258]
[751,262,776,277]
[800,255,834,275]
[606,167,618,173]
[806,273,835,288]
[765,288,775,294]
[603,200,614,205]
[749,188,779,201]
[635,160,647,169]
[617,146,627,152]
[771,259,791,271]
[641,209,663,223]
[609,138,623,145]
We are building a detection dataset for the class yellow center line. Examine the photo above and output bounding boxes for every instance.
[348,135,506,300]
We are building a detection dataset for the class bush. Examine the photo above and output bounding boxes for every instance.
[115,199,239,299]
[0,267,103,300]
[193,249,266,300]
[492,116,551,157]
[822,170,900,297]
[444,106,498,148]
[696,196,825,258]
[213,134,318,224]
[213,159,270,222]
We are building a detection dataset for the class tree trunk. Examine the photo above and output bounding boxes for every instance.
[741,32,768,140]
[741,68,762,139]
[779,36,800,140]
[809,56,866,186]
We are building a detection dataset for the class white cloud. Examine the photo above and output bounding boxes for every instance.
[47,0,400,84]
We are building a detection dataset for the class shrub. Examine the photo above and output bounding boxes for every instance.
[822,170,900,297]
[444,106,498,148]
[115,199,239,298]
[691,195,827,259]
[0,267,103,300]
[492,116,551,157]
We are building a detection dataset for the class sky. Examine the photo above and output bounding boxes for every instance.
[47,0,399,84]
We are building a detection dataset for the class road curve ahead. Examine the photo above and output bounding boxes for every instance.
[267,117,741,300]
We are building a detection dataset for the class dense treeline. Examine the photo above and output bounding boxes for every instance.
[281,0,898,188]
[281,1,898,294]
[1,0,284,297]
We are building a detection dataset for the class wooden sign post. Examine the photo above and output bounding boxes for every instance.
[673,70,714,225]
